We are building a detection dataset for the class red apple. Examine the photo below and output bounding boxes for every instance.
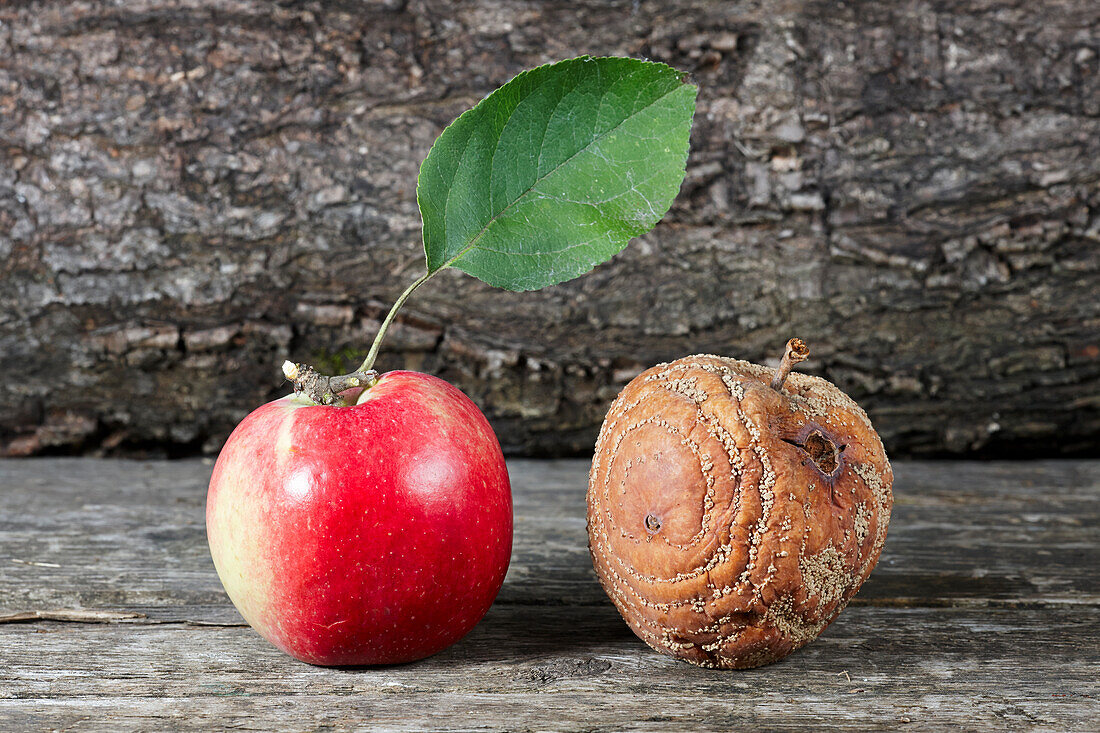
[205,370,512,665]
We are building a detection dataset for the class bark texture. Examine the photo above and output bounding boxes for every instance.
[1,0,1098,457]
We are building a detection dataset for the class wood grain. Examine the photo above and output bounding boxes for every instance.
[0,458,1097,730]
[1,609,1097,731]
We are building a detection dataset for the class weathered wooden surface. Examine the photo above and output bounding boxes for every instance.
[0,459,1097,731]
[2,1,1099,460]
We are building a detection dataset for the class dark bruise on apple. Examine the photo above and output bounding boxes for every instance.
[587,340,893,669]
[206,372,512,666]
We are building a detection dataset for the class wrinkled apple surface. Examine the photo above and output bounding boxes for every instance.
[588,354,892,669]
[207,371,512,665]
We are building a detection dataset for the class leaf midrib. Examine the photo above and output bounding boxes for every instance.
[437,77,686,273]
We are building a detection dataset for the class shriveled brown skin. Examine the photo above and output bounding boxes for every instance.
[587,354,893,669]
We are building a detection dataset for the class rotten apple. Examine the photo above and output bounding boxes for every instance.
[587,339,893,668]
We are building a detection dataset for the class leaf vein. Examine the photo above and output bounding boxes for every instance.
[442,78,686,271]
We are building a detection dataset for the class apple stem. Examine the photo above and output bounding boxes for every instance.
[770,338,809,391]
[282,361,378,406]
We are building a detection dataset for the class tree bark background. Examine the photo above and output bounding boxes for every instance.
[1,0,1097,457]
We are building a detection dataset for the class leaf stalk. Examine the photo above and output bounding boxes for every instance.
[283,270,433,404]
[358,271,433,373]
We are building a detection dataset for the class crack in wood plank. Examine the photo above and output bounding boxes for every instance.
[0,610,145,624]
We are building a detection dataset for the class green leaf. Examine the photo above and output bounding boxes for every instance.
[416,56,697,292]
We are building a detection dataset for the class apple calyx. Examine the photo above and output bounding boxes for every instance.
[282,360,378,406]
